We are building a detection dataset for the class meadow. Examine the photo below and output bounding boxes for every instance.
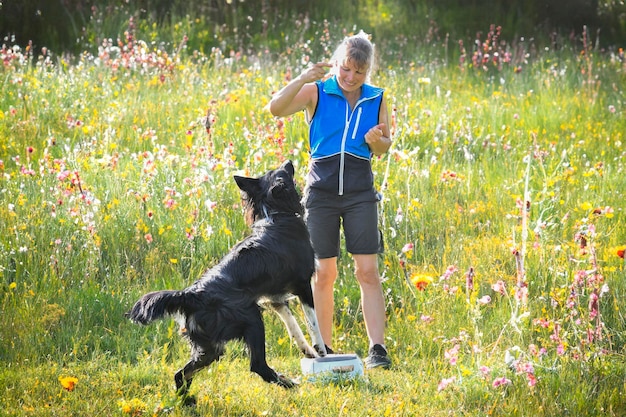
[1,21,626,416]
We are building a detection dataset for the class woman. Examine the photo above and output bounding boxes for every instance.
[269,31,391,369]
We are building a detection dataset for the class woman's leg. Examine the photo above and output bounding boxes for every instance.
[352,253,386,346]
[313,257,338,346]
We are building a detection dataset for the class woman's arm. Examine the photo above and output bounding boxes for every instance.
[269,62,332,118]
[365,97,392,156]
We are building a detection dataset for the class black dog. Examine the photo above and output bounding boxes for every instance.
[127,160,326,398]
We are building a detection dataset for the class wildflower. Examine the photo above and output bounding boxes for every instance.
[59,376,78,391]
[401,242,414,253]
[440,169,464,183]
[600,283,609,296]
[163,197,177,209]
[491,280,506,296]
[515,285,528,305]
[437,376,456,392]
[410,273,433,291]
[478,295,491,305]
[204,199,217,212]
[444,344,460,365]
[492,377,511,388]
[394,207,404,223]
[144,233,153,243]
[617,246,625,259]
[465,267,474,293]
[118,398,147,415]
[420,314,433,323]
[608,105,616,113]
[57,170,71,181]
[440,265,458,281]
[588,290,599,319]
[479,365,491,377]
[9,282,17,290]
[443,284,458,295]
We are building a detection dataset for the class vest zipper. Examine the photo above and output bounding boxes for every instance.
[352,107,362,139]
[339,97,371,195]
[338,104,350,195]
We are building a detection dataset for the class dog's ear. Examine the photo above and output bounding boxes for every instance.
[234,176,261,195]
[279,160,295,177]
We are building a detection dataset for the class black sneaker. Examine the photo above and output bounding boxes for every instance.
[324,345,334,354]
[364,344,391,369]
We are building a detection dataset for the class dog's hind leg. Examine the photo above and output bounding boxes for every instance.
[270,302,318,358]
[244,312,296,388]
[174,344,222,402]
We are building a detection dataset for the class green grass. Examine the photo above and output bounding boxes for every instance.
[1,26,626,416]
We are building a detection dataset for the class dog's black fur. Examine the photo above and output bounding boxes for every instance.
[127,160,325,398]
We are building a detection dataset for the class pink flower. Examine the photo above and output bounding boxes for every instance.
[492,377,511,388]
[526,373,537,387]
[588,290,599,319]
[204,199,217,212]
[437,376,456,392]
[440,265,458,281]
[445,344,460,365]
[57,170,71,181]
[478,295,492,305]
[420,314,433,323]
[144,233,153,243]
[479,365,491,377]
[163,198,176,209]
[401,242,414,253]
[465,267,474,293]
[491,280,506,296]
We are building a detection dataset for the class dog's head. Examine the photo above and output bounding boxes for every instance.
[234,160,303,224]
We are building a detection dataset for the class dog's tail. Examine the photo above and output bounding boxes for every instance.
[126,290,186,325]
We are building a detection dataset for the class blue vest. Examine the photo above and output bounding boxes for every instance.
[307,76,384,195]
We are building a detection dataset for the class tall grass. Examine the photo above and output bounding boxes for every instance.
[1,22,626,416]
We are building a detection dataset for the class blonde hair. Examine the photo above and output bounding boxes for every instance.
[330,30,375,80]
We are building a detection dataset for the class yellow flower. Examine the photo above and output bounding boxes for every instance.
[59,376,78,391]
[118,398,147,415]
[410,273,433,291]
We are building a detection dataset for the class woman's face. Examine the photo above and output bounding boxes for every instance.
[336,58,368,94]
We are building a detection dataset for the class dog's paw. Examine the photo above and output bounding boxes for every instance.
[178,395,197,407]
[276,374,297,389]
[313,344,328,357]
[302,345,319,358]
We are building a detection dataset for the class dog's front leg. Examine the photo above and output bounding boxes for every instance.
[270,302,318,358]
[300,303,327,357]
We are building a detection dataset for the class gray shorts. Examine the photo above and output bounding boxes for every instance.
[303,188,383,259]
